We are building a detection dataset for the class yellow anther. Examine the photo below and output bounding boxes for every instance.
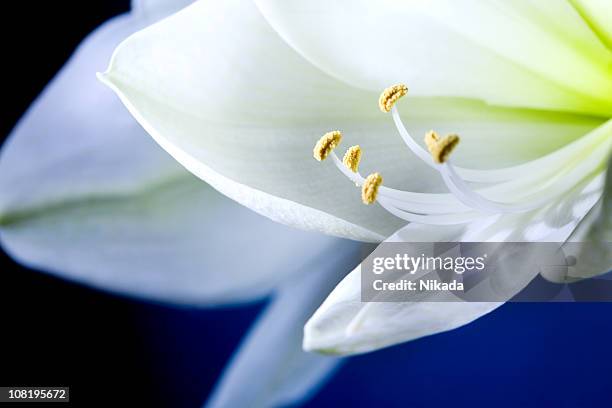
[378,84,408,113]
[424,130,440,152]
[362,173,383,205]
[424,130,460,164]
[313,131,342,161]
[342,145,362,173]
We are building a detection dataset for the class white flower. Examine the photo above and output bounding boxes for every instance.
[0,1,360,405]
[100,0,612,355]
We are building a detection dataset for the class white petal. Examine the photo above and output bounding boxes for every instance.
[0,12,338,305]
[255,0,612,116]
[306,271,500,355]
[304,174,604,355]
[0,178,341,305]
[544,154,612,282]
[131,0,194,22]
[100,0,603,240]
[205,240,362,407]
[0,14,168,215]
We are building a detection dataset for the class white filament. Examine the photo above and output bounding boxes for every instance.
[329,105,610,225]
[391,106,591,214]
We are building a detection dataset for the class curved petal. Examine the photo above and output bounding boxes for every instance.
[205,240,363,407]
[255,0,612,116]
[0,11,338,305]
[100,0,603,240]
[304,267,500,355]
[304,173,604,355]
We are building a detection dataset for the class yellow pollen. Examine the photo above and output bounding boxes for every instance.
[313,131,342,161]
[424,130,460,164]
[362,173,383,205]
[342,145,362,173]
[378,84,408,113]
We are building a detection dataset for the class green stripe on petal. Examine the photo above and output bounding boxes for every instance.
[255,0,612,116]
[569,0,612,51]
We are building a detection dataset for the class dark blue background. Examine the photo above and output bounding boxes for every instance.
[1,2,611,407]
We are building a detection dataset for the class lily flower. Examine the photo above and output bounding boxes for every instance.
[0,0,364,405]
[100,0,612,355]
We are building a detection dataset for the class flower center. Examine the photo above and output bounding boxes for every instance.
[313,84,611,225]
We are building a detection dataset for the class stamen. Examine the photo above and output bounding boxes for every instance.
[313,131,342,161]
[330,151,473,214]
[317,84,605,225]
[342,145,362,173]
[378,84,408,113]
[425,131,460,164]
[362,173,383,205]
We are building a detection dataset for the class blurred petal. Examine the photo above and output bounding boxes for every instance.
[0,9,338,305]
[132,0,194,22]
[570,0,612,49]
[206,240,364,408]
[255,0,612,116]
[101,0,602,240]
[305,173,605,355]
[0,177,340,305]
[0,14,167,215]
